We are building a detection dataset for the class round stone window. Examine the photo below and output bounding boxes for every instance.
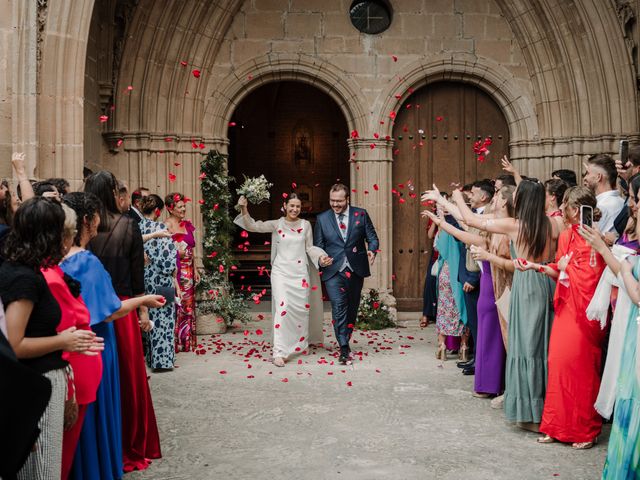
[349,1,393,35]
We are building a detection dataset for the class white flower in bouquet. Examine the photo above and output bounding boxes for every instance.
[235,174,273,210]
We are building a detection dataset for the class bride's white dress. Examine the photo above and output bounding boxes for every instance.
[234,214,326,358]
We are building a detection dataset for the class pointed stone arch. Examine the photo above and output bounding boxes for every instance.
[202,54,369,151]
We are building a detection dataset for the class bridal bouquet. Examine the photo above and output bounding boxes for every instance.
[236,174,273,210]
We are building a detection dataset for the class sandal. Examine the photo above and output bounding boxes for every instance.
[572,441,595,450]
[537,435,556,444]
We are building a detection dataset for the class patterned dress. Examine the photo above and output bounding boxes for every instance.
[140,218,177,369]
[172,220,197,352]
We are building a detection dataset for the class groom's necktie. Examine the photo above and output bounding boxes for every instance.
[338,213,347,241]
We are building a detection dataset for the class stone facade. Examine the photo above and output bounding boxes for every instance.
[2,0,640,302]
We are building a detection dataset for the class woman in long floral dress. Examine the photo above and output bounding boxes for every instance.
[165,192,199,353]
[433,215,467,360]
[140,194,177,370]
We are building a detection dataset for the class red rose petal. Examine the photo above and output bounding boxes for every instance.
[192,69,201,78]
[168,173,176,182]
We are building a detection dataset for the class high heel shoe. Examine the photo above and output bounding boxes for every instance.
[436,343,447,361]
[459,345,469,362]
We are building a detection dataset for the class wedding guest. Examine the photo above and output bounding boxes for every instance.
[0,197,98,479]
[46,178,71,196]
[448,180,559,431]
[0,319,53,480]
[235,193,326,367]
[601,254,640,478]
[165,192,200,353]
[42,204,106,480]
[552,168,577,187]
[431,201,467,361]
[139,194,177,370]
[84,171,162,472]
[33,181,61,202]
[115,180,131,214]
[522,187,606,449]
[420,211,438,328]
[61,191,165,480]
[128,187,150,224]
[583,154,624,235]
[494,174,516,191]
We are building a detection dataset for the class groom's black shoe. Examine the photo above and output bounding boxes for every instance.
[339,345,350,365]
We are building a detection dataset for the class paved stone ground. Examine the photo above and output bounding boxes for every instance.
[130,314,607,480]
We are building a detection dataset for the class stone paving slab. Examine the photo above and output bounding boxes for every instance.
[129,319,607,480]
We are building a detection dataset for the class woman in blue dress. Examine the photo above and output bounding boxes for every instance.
[60,192,164,479]
[138,194,177,370]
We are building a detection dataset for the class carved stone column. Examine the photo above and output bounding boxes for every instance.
[11,0,40,178]
[348,137,395,306]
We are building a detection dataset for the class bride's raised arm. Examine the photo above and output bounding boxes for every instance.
[233,195,279,233]
[452,189,518,237]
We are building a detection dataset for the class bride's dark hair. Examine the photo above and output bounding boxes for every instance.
[284,193,301,204]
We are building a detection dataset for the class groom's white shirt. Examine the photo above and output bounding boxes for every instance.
[335,206,351,272]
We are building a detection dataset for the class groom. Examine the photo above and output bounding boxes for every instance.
[314,183,379,364]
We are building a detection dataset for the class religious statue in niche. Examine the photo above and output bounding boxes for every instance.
[293,123,313,165]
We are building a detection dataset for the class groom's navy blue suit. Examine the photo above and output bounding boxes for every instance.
[314,206,379,351]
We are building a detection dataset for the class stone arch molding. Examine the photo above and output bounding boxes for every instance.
[376,53,539,145]
[203,54,370,144]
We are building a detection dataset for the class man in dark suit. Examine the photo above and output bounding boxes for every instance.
[314,184,379,365]
[125,186,150,224]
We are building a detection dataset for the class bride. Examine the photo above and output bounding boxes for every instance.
[235,193,330,367]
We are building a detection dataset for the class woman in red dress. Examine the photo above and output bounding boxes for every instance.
[521,186,606,449]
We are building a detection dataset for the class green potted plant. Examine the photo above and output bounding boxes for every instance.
[196,150,249,333]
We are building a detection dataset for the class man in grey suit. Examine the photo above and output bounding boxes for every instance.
[314,184,379,364]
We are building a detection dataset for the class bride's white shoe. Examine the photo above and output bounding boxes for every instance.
[273,357,285,367]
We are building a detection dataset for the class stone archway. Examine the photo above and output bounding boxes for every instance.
[226,80,351,295]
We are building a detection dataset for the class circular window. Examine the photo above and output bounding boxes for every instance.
[349,1,393,35]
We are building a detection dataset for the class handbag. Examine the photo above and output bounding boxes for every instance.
[153,285,176,304]
[495,286,511,324]
[465,247,480,273]
[63,366,78,431]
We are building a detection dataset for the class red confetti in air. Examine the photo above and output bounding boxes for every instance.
[275,324,280,329]
[219,370,227,374]
[99,115,109,123]
[373,184,379,191]
[389,111,396,119]
[116,139,123,147]
[346,381,353,387]
[370,143,376,149]
[305,303,310,309]
[281,311,287,316]
[168,173,176,182]
[240,230,249,238]
[373,133,379,139]
[391,55,398,62]
[350,130,359,139]
[291,182,297,189]
[219,265,225,273]
[281,378,289,383]
[282,193,289,199]
[192,69,201,78]
[436,116,444,121]
[199,172,206,180]
[180,60,188,67]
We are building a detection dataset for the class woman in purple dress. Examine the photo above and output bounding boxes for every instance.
[165,193,200,353]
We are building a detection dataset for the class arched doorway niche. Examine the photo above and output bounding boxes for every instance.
[391,81,510,309]
[227,81,350,295]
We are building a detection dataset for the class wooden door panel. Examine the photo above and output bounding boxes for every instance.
[392,82,509,310]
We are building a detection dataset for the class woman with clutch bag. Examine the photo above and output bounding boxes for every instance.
[139,195,177,371]
[235,193,327,367]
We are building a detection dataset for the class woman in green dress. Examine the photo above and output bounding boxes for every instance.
[425,179,560,431]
